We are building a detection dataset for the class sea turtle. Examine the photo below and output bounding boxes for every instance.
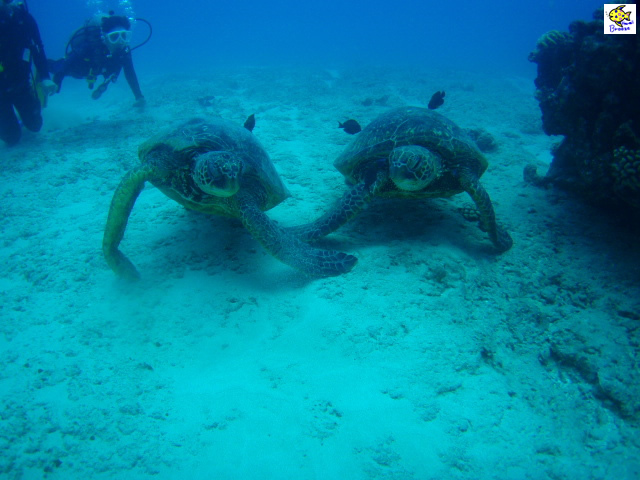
[287,106,513,252]
[103,117,357,279]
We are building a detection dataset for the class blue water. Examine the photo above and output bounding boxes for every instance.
[32,0,598,76]
[6,1,640,479]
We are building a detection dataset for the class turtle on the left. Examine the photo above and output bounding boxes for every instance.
[103,117,357,279]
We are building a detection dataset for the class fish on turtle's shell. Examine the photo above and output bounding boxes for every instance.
[428,90,445,109]
[244,113,256,132]
[287,106,513,252]
[338,119,361,135]
[103,117,357,279]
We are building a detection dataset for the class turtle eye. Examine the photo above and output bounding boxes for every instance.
[406,153,423,171]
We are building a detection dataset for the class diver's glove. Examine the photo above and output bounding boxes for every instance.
[91,74,116,100]
[39,79,57,96]
[91,82,109,100]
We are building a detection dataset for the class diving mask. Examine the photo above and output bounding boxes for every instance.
[105,29,132,46]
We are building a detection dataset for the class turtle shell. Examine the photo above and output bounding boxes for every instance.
[138,118,290,214]
[334,107,488,198]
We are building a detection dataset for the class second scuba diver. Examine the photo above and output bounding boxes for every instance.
[0,0,57,146]
[49,12,146,107]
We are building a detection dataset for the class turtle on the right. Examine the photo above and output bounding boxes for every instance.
[288,106,513,252]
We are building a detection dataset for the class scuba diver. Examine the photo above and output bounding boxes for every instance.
[0,0,57,146]
[49,12,148,107]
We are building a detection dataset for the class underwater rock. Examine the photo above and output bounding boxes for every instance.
[375,95,390,106]
[361,95,390,107]
[197,95,215,107]
[523,164,551,188]
[465,127,498,153]
[528,8,640,210]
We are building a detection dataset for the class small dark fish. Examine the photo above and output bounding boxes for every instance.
[338,119,361,135]
[428,90,445,110]
[244,113,256,132]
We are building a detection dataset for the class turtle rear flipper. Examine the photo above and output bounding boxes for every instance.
[237,193,357,276]
[103,165,155,280]
[287,170,387,242]
[461,172,513,252]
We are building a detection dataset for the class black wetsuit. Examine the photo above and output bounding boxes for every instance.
[50,25,143,101]
[0,4,50,146]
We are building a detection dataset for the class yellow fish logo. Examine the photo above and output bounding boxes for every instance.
[609,5,632,27]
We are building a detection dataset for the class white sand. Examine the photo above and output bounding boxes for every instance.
[1,66,639,479]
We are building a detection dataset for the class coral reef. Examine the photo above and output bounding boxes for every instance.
[526,9,640,209]
[612,146,640,207]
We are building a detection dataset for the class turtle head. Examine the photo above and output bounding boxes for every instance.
[193,151,244,197]
[389,145,442,192]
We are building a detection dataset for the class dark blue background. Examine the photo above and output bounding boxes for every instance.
[29,0,599,76]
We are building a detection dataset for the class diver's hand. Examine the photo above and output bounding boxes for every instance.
[40,79,57,96]
[133,96,146,110]
[91,82,108,100]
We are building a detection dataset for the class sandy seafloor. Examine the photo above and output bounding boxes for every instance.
[1,65,640,480]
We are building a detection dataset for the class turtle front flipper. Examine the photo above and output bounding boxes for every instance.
[103,165,156,280]
[286,169,388,242]
[236,192,357,276]
[460,171,513,252]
